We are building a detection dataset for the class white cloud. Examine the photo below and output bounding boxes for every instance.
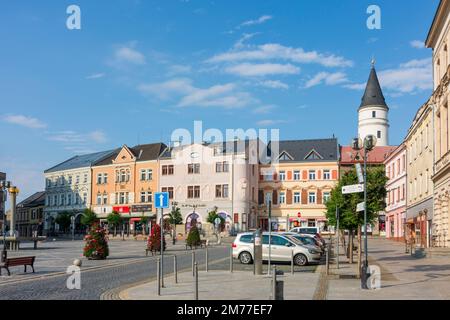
[344,58,432,95]
[234,33,259,49]
[253,105,277,114]
[410,40,425,49]
[114,46,146,65]
[138,78,195,100]
[2,114,47,129]
[257,80,289,89]
[378,58,432,94]
[240,15,272,28]
[225,63,300,77]
[86,73,105,80]
[207,43,353,68]
[167,64,192,76]
[88,130,107,143]
[304,72,348,88]
[256,119,287,126]
[138,78,256,109]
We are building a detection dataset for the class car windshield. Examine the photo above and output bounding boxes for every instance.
[285,236,302,246]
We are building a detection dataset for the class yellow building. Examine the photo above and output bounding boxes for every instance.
[91,143,166,234]
[427,0,450,247]
[404,100,434,248]
[258,139,339,232]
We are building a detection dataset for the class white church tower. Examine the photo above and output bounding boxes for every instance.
[358,61,389,146]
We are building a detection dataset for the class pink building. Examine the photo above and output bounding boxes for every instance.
[383,144,407,241]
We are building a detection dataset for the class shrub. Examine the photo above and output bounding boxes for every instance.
[186,225,201,247]
[83,223,109,259]
[147,224,166,252]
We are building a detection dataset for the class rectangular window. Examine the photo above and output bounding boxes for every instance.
[188,163,200,174]
[279,171,286,181]
[215,185,222,198]
[223,184,229,198]
[147,170,152,181]
[102,194,108,205]
[54,195,58,206]
[279,192,286,204]
[161,187,174,199]
[372,111,376,118]
[103,173,108,184]
[162,165,168,175]
[67,194,72,205]
[68,176,72,185]
[215,162,223,173]
[308,170,316,180]
[323,192,331,203]
[60,194,65,206]
[119,192,125,204]
[223,161,229,172]
[188,186,194,199]
[215,184,229,198]
[194,186,200,198]
[294,192,301,204]
[84,174,88,183]
[97,174,103,184]
[83,193,87,204]
[97,195,102,205]
[308,192,316,204]
[293,170,300,180]
[323,170,331,180]
[76,175,79,184]
[141,169,146,181]
[377,131,381,139]
[140,192,146,203]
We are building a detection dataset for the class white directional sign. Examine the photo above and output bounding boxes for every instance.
[357,201,365,212]
[355,163,364,184]
[342,184,364,194]
[154,192,169,209]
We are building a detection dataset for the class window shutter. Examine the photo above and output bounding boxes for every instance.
[317,189,322,204]
[287,171,292,180]
[286,189,293,205]
[272,190,278,205]
[302,189,307,204]
[332,170,338,180]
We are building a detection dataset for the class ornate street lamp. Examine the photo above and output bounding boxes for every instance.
[352,135,377,289]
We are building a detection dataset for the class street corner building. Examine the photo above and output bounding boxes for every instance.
[257,138,339,233]
[15,191,46,238]
[158,140,261,235]
[90,142,167,234]
[427,0,450,248]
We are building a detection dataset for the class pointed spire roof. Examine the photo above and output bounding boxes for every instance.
[359,61,388,111]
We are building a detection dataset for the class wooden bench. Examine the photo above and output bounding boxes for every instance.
[0,256,36,276]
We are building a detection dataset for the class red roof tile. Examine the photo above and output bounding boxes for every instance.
[339,146,398,165]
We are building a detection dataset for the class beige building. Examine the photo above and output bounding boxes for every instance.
[404,100,435,248]
[427,0,450,247]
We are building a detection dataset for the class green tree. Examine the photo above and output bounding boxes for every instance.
[207,206,225,231]
[106,211,122,237]
[168,206,183,225]
[186,224,201,248]
[55,211,72,233]
[81,209,98,231]
[326,167,387,264]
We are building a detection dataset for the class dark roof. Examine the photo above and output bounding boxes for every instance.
[93,143,167,166]
[45,150,116,173]
[17,191,46,208]
[359,65,388,111]
[267,138,338,163]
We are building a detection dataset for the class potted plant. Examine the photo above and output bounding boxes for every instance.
[83,223,109,260]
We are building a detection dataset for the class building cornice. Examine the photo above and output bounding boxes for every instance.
[426,0,450,48]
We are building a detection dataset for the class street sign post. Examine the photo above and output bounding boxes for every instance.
[357,202,365,212]
[155,192,169,288]
[155,192,169,209]
[355,163,364,184]
[342,184,364,194]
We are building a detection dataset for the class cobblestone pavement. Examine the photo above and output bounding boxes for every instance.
[326,237,450,300]
[0,239,231,300]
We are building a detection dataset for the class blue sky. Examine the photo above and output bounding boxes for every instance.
[0,0,439,201]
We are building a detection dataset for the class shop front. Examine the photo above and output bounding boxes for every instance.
[406,198,433,248]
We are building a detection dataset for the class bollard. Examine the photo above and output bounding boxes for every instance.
[194,262,199,300]
[192,251,196,277]
[326,246,329,275]
[205,246,209,272]
[156,257,161,296]
[230,247,233,273]
[173,255,178,284]
[271,266,277,300]
[291,250,294,275]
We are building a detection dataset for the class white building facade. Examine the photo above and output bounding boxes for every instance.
[158,141,260,234]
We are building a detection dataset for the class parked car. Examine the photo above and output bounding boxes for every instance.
[289,227,326,246]
[281,232,324,254]
[232,232,322,266]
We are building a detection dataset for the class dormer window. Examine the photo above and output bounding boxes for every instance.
[278,151,293,161]
[304,149,323,160]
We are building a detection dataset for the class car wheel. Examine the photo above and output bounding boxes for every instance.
[239,251,253,264]
[294,253,308,266]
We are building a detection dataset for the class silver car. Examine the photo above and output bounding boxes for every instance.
[281,232,324,254]
[232,232,322,266]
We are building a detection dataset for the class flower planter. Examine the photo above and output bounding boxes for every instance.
[88,255,106,260]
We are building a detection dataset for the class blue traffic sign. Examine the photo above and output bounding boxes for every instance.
[155,192,169,209]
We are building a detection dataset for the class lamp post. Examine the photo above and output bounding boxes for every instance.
[352,135,376,289]
[1,180,11,262]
